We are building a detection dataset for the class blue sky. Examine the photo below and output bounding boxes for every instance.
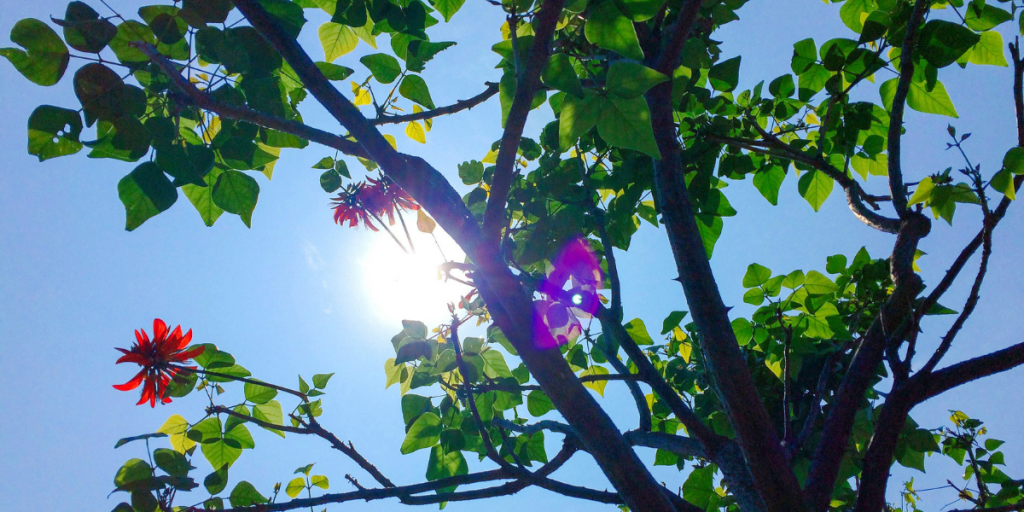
[1,0,1021,510]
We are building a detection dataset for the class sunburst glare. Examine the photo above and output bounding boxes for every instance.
[357,229,469,324]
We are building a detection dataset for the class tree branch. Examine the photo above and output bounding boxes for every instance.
[596,307,724,453]
[918,340,1024,402]
[647,79,805,512]
[886,0,931,216]
[372,82,499,125]
[451,319,512,469]
[133,42,369,160]
[918,218,992,375]
[482,0,567,242]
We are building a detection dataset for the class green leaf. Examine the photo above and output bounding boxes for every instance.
[114,432,168,449]
[229,481,267,508]
[683,466,716,510]
[607,62,667,99]
[60,2,118,53]
[360,53,402,84]
[202,439,242,470]
[259,0,307,39]
[965,2,1012,31]
[252,400,285,437]
[753,165,785,205]
[458,160,484,184]
[584,1,644,61]
[406,40,455,72]
[401,412,442,454]
[314,61,354,80]
[803,270,838,294]
[310,475,329,489]
[527,390,554,416]
[320,169,342,192]
[798,63,831,102]
[481,350,512,379]
[1003,147,1024,174]
[782,270,805,289]
[695,213,722,259]
[732,317,753,346]
[434,0,466,21]
[244,380,278,404]
[798,170,833,211]
[118,162,178,231]
[708,56,741,92]
[204,465,229,495]
[108,21,156,64]
[0,19,70,86]
[318,22,358,62]
[743,288,765,305]
[623,318,654,346]
[990,169,1016,200]
[312,373,334,388]
[839,0,874,33]
[425,445,468,482]
[918,20,979,68]
[908,176,934,206]
[559,90,605,151]
[286,476,305,498]
[904,79,959,118]
[27,105,83,161]
[791,38,817,74]
[742,263,772,288]
[182,167,225,227]
[661,311,688,335]
[597,96,661,158]
[399,75,435,109]
[615,0,663,21]
[154,448,191,478]
[212,170,260,227]
[114,459,155,491]
[542,54,584,99]
[851,153,888,179]
[966,31,1008,67]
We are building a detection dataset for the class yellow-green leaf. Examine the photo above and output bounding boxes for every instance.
[318,22,357,62]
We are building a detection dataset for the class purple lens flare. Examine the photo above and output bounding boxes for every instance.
[532,238,604,350]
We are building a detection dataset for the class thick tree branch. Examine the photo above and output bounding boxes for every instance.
[647,86,805,512]
[482,0,567,242]
[918,340,1024,402]
[372,82,499,125]
[854,340,1024,512]
[652,0,703,74]
[887,0,931,216]
[805,213,929,512]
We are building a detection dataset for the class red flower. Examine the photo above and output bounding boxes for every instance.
[331,183,380,231]
[331,175,420,229]
[366,174,420,224]
[113,319,204,407]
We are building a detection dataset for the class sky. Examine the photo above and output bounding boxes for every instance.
[0,0,1022,511]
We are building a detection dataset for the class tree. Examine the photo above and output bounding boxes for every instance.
[2,0,1023,511]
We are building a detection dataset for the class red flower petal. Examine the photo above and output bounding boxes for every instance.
[153,319,168,342]
[115,353,148,365]
[113,371,146,391]
[174,345,205,362]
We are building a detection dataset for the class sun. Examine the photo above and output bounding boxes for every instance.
[357,229,470,324]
